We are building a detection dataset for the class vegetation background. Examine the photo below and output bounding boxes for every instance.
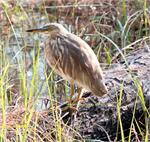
[0,0,150,141]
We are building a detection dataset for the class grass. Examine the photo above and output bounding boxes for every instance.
[0,0,150,141]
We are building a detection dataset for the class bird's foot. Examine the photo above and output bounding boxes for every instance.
[60,101,78,113]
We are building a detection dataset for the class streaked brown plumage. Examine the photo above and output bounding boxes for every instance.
[27,23,108,101]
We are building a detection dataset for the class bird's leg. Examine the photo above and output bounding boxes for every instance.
[61,80,76,112]
[70,87,84,108]
[67,87,83,113]
[67,82,83,112]
[60,87,84,116]
[75,87,83,108]
[73,87,84,120]
[67,80,76,110]
[70,80,74,101]
[61,84,83,113]
[77,87,83,101]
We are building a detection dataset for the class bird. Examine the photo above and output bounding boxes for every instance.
[26,23,108,109]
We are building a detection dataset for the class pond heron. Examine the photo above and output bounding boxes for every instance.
[27,23,108,109]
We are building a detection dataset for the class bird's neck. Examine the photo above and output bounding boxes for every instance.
[50,31,68,39]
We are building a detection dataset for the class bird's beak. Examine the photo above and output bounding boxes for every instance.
[26,27,48,33]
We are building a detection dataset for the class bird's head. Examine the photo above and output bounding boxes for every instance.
[26,23,68,37]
